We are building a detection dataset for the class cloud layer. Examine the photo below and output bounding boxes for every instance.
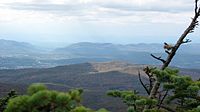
[1,0,200,46]
[0,0,195,24]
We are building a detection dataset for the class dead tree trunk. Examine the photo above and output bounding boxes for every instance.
[143,0,200,111]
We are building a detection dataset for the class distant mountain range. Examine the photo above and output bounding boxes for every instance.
[0,39,40,55]
[0,62,199,111]
[0,39,200,69]
[55,42,200,55]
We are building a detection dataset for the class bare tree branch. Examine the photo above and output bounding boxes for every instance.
[182,39,192,44]
[158,90,169,109]
[151,54,166,63]
[144,0,200,111]
[195,0,199,14]
[143,67,154,92]
[161,0,200,70]
[165,50,170,54]
[138,70,150,95]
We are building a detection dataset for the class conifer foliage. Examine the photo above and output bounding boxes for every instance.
[148,68,200,112]
[107,90,157,112]
[0,90,17,112]
[108,0,200,111]
[3,84,109,112]
[108,68,200,112]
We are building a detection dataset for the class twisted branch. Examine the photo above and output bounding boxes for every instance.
[151,54,166,63]
[143,0,200,111]
[138,71,150,95]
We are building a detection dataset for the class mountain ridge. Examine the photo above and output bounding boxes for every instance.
[0,61,199,111]
[0,39,200,69]
[55,42,200,54]
[0,39,41,56]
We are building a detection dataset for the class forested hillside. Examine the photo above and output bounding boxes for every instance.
[0,62,200,111]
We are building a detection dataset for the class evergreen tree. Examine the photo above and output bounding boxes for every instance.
[4,83,109,112]
[108,0,200,111]
[0,90,17,112]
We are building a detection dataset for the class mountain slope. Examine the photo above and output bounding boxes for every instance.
[0,62,147,111]
[54,42,200,69]
[0,39,42,56]
[55,42,200,55]
[0,62,199,111]
[0,40,200,69]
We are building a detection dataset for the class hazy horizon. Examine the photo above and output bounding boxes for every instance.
[1,38,200,49]
[0,0,200,47]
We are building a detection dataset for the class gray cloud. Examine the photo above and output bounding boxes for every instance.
[4,0,194,13]
[0,0,196,24]
[99,2,193,13]
[4,3,85,11]
[2,2,92,18]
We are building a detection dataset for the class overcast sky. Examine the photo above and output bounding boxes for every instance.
[0,0,199,47]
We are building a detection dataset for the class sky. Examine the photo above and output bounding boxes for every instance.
[0,0,200,47]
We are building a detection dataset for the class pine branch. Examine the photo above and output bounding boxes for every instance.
[158,105,176,112]
[138,71,150,95]
[144,0,200,111]
[143,67,155,92]
[158,90,169,109]
[151,54,166,63]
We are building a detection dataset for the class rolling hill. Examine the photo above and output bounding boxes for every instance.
[0,62,149,111]
[54,42,200,69]
[0,61,199,111]
[0,40,200,69]
[0,39,40,55]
